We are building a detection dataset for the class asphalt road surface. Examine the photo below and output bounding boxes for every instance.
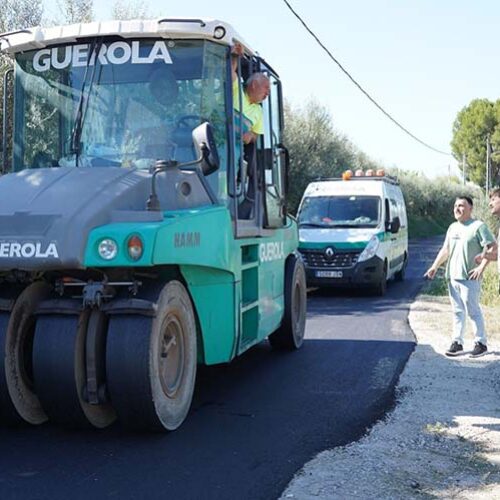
[0,237,442,500]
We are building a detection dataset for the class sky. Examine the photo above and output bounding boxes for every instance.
[42,0,500,178]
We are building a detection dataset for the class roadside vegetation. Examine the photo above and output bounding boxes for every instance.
[394,170,476,238]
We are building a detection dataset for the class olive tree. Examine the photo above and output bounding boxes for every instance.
[284,99,381,213]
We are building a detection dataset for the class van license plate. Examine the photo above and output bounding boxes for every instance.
[316,270,343,278]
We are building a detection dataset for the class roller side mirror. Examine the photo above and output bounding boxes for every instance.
[192,122,220,176]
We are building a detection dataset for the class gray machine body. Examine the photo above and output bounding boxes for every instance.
[0,166,213,271]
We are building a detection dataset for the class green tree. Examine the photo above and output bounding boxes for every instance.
[451,98,500,186]
[284,99,381,213]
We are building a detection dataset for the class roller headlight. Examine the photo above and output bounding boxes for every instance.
[98,239,118,260]
[358,235,380,262]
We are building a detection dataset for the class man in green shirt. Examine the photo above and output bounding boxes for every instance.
[424,196,495,357]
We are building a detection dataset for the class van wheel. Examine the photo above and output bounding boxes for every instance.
[395,254,407,282]
[269,255,307,350]
[373,260,387,296]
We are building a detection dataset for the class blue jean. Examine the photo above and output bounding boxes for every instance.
[448,279,487,345]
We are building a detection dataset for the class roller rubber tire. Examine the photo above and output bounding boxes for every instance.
[33,314,89,427]
[107,281,197,431]
[0,312,17,424]
[33,312,116,428]
[0,282,51,425]
[269,255,307,350]
[80,310,116,428]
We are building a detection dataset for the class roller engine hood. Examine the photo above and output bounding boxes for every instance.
[0,167,157,271]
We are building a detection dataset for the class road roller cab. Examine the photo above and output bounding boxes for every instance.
[0,19,306,431]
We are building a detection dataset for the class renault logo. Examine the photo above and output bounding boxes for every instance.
[325,247,335,259]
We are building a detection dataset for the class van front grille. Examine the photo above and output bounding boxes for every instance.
[299,248,361,269]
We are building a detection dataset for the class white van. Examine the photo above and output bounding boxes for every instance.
[297,171,408,295]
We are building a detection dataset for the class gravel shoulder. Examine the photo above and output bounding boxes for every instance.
[281,294,500,499]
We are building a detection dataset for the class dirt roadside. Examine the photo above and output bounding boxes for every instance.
[280,295,500,499]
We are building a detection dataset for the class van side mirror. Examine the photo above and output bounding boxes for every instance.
[390,216,401,234]
[192,122,219,176]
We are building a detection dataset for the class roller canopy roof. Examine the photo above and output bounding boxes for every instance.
[0,18,255,56]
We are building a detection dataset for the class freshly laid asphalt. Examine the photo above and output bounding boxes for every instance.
[0,237,442,500]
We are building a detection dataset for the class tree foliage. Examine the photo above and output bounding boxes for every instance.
[111,0,152,20]
[0,0,44,165]
[57,0,94,24]
[0,0,43,70]
[395,169,475,220]
[284,99,381,213]
[451,98,500,186]
[1,0,43,32]
[391,168,485,237]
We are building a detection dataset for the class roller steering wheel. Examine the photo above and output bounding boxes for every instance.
[176,115,204,130]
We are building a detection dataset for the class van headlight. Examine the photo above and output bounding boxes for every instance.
[358,235,380,262]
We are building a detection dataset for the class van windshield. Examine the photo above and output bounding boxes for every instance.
[298,195,381,228]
